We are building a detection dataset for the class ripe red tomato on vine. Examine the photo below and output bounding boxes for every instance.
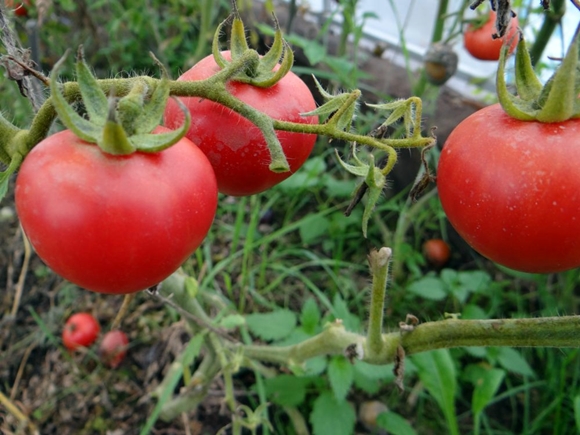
[164,51,318,197]
[464,11,519,61]
[15,127,218,294]
[62,313,100,351]
[437,104,580,273]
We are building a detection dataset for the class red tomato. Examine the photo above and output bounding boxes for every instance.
[464,11,519,61]
[15,127,218,294]
[5,0,31,17]
[437,104,580,273]
[164,51,318,196]
[99,330,129,368]
[423,239,451,267]
[62,313,100,351]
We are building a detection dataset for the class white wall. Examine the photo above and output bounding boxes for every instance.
[295,0,580,97]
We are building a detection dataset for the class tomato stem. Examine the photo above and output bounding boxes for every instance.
[366,248,392,359]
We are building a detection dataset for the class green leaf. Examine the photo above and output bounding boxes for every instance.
[310,392,356,435]
[353,361,394,394]
[376,412,418,435]
[462,304,488,320]
[332,293,360,332]
[264,375,309,407]
[407,277,447,301]
[328,356,354,401]
[496,347,535,377]
[0,154,22,203]
[457,271,491,294]
[299,214,330,245]
[246,309,297,341]
[303,41,328,65]
[142,334,204,434]
[304,356,327,376]
[574,394,580,431]
[472,368,505,416]
[217,314,246,330]
[300,298,321,335]
[412,349,458,435]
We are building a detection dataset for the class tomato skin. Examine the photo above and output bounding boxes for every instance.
[423,239,451,268]
[5,0,30,17]
[164,51,318,196]
[15,128,218,294]
[62,313,100,351]
[437,104,580,273]
[99,330,129,368]
[464,11,519,61]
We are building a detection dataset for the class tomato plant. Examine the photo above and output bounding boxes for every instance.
[423,239,451,268]
[99,330,129,368]
[15,127,218,294]
[164,51,318,196]
[62,313,100,351]
[437,104,580,273]
[5,0,30,17]
[464,11,519,61]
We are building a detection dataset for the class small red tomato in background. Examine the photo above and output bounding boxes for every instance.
[464,11,519,61]
[423,239,451,268]
[5,0,31,17]
[99,330,129,368]
[15,127,218,294]
[62,313,100,351]
[164,51,318,196]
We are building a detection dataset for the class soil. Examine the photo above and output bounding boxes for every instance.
[0,4,490,435]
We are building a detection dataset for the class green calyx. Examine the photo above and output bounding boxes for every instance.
[212,4,293,88]
[497,27,580,123]
[50,47,191,155]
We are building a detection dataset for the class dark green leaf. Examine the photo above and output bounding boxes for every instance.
[472,368,505,416]
[300,298,321,335]
[497,347,535,377]
[328,356,353,401]
[310,392,356,435]
[412,349,458,433]
[407,277,447,301]
[376,412,418,435]
[246,309,297,341]
[264,375,309,407]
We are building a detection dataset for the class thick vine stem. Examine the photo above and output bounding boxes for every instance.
[240,315,580,366]
[366,247,392,359]
[1,50,434,173]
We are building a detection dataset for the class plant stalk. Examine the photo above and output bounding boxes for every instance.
[365,247,392,359]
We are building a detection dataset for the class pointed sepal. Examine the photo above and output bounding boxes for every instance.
[50,51,104,142]
[132,98,191,153]
[76,46,108,125]
[211,7,294,88]
[98,98,136,155]
[497,28,580,123]
[51,49,186,156]
[336,145,387,237]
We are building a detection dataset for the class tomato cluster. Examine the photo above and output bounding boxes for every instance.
[62,313,129,368]
[15,51,316,295]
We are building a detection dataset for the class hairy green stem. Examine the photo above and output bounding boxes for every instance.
[240,315,580,366]
[1,49,432,172]
[529,0,566,66]
[365,248,392,359]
